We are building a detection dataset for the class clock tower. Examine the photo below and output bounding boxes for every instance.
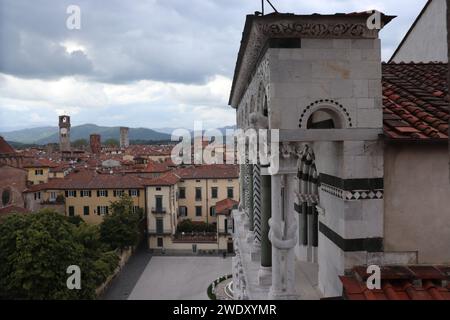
[59,115,71,152]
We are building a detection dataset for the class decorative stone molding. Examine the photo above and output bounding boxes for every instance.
[321,183,384,200]
[229,13,394,107]
[299,99,353,129]
[319,173,384,201]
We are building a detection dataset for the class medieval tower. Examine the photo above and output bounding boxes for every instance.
[59,115,71,152]
[120,127,130,149]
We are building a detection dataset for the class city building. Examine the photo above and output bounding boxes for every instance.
[24,170,147,224]
[90,134,102,154]
[146,165,240,254]
[229,8,449,300]
[120,127,130,149]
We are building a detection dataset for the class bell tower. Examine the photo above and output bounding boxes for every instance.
[59,115,71,152]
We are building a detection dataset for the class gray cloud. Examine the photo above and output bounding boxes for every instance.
[0,0,427,84]
[0,0,429,132]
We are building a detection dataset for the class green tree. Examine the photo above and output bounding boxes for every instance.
[0,210,119,300]
[100,195,142,250]
[73,223,119,289]
[104,138,119,147]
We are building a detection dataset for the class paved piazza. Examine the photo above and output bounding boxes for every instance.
[128,256,232,300]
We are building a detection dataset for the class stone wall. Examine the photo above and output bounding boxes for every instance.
[384,143,450,264]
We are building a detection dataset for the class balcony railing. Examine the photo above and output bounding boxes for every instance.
[173,232,217,243]
[148,229,172,236]
[151,207,167,214]
[41,199,65,205]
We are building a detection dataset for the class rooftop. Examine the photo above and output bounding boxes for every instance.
[382,62,449,141]
[341,265,450,300]
[0,136,16,155]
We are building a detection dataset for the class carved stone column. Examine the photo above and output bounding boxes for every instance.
[239,164,245,211]
[269,173,298,300]
[258,170,272,286]
[246,164,255,244]
[243,164,251,229]
[251,163,262,259]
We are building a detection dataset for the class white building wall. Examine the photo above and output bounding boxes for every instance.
[391,0,448,63]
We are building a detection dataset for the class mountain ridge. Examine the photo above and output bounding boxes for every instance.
[0,124,237,145]
[0,124,171,145]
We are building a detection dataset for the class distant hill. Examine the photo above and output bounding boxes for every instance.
[1,124,171,145]
[0,126,57,144]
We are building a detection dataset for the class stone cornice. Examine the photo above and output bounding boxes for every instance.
[228,13,395,108]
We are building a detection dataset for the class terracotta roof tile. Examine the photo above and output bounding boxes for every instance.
[341,265,450,300]
[382,63,449,141]
[175,165,239,180]
[24,170,151,192]
[0,137,16,154]
[145,172,180,186]
[216,198,239,215]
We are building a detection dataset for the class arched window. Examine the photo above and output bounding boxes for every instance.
[2,188,11,206]
[263,95,268,117]
[300,100,353,129]
[307,109,342,129]
[256,82,266,115]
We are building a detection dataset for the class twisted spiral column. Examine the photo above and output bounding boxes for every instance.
[252,163,262,247]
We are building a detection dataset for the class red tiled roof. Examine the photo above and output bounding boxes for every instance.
[145,172,180,186]
[24,170,150,192]
[23,158,59,168]
[0,136,16,154]
[144,160,172,173]
[341,265,450,300]
[175,164,239,180]
[215,198,238,215]
[382,63,449,140]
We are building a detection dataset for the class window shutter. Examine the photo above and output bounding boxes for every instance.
[113,190,116,197]
[137,190,140,197]
[97,206,100,215]
[65,191,68,197]
[106,207,109,214]
[74,191,77,197]
[105,190,108,197]
[128,190,132,196]
[89,191,92,197]
[80,191,84,198]
[97,190,100,197]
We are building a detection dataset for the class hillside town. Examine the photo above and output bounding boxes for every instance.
[0,0,450,305]
[0,116,239,256]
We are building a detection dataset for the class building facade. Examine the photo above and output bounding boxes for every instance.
[229,10,449,300]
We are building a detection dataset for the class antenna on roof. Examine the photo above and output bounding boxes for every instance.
[256,0,279,16]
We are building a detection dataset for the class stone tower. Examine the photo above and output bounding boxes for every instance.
[120,127,130,149]
[90,134,101,154]
[59,115,71,152]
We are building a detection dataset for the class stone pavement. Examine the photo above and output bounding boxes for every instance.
[128,256,232,300]
[101,245,153,300]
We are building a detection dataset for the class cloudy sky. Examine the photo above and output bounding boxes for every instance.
[0,0,427,132]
